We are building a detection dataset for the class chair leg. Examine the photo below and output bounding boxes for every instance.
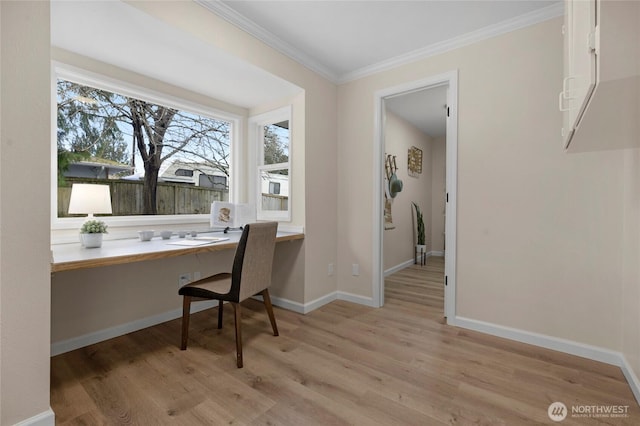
[217,299,224,329]
[261,289,279,336]
[232,302,243,368]
[180,296,192,350]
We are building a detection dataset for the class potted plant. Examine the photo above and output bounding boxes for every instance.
[412,202,426,261]
[80,219,108,248]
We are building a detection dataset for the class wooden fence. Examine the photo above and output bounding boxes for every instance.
[261,193,288,211]
[59,178,289,217]
[58,178,228,217]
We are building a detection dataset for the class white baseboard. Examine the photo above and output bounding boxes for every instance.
[337,291,376,307]
[271,291,376,314]
[384,251,445,277]
[453,316,640,405]
[51,291,362,355]
[269,294,306,314]
[384,259,414,276]
[453,316,623,365]
[14,408,55,426]
[620,355,640,404]
[51,300,218,356]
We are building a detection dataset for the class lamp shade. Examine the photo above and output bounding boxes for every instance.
[68,184,113,216]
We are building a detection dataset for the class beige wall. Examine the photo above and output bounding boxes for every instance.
[383,111,432,270]
[0,2,52,424]
[122,0,340,293]
[5,2,640,423]
[1,5,330,420]
[49,0,336,355]
[337,17,632,355]
[622,145,640,376]
[431,136,446,252]
[125,1,338,305]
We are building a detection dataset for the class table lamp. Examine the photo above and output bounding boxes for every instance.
[68,183,113,218]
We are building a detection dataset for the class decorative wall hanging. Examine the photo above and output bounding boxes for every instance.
[384,153,402,230]
[387,154,403,198]
[408,146,423,177]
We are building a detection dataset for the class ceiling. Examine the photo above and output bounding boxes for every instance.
[199,0,562,136]
[202,0,562,83]
[50,0,302,109]
[385,85,448,138]
[51,0,562,135]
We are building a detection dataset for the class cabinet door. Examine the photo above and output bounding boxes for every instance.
[561,0,598,148]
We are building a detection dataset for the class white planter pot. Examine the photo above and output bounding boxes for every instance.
[415,244,427,266]
[81,233,103,248]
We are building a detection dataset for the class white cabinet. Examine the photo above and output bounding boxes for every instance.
[560,0,597,148]
[560,0,640,152]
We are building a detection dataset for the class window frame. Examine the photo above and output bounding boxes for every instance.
[51,62,242,239]
[249,106,292,222]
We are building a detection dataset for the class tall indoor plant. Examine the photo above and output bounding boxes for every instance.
[412,202,426,259]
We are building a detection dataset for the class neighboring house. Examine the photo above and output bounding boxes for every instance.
[65,157,134,179]
[260,171,289,197]
[159,160,228,190]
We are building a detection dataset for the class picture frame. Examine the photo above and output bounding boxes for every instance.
[408,146,423,177]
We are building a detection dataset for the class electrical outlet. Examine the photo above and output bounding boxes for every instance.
[352,263,359,276]
[178,273,191,288]
[328,263,334,276]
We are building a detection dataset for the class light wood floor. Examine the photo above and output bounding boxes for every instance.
[52,257,639,425]
[385,256,445,309]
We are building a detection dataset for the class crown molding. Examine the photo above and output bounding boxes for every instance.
[197,1,563,85]
[338,2,564,84]
[196,0,339,83]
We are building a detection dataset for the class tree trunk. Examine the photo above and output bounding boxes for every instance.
[143,163,159,214]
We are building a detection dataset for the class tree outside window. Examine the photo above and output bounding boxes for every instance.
[57,79,232,216]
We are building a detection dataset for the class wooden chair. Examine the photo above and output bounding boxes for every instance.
[179,222,279,368]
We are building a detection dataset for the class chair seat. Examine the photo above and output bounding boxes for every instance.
[179,272,233,300]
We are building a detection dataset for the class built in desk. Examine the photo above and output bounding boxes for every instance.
[51,231,304,273]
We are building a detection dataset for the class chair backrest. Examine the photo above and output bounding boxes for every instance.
[230,222,278,302]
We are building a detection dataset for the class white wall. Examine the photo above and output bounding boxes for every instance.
[383,111,432,270]
[0,2,53,424]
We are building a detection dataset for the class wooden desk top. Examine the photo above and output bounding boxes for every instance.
[51,231,304,273]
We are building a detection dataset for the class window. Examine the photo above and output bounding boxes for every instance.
[250,106,291,221]
[199,174,227,191]
[53,67,239,231]
[269,182,281,195]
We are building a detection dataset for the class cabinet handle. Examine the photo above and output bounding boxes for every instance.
[559,91,572,111]
[561,76,577,99]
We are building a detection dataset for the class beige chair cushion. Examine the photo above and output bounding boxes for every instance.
[181,273,232,299]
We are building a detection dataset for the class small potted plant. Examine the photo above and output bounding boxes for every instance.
[80,219,108,248]
[412,202,426,262]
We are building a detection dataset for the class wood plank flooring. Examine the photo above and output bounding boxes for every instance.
[385,256,444,308]
[51,258,639,424]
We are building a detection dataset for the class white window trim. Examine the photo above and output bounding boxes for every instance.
[51,62,243,242]
[249,106,292,222]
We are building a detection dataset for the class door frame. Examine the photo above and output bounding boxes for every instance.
[372,70,458,321]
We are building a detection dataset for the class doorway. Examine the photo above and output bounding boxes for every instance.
[372,71,458,322]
